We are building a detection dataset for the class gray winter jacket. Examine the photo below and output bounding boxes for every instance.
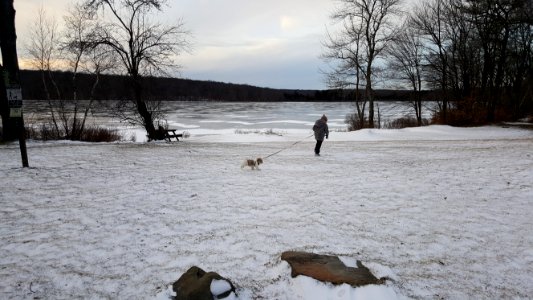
[313,118,329,141]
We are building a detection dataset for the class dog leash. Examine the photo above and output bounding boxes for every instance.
[263,134,314,159]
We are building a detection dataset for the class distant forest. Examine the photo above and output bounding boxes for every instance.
[20,70,414,102]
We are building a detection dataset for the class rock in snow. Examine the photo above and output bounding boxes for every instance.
[281,251,383,287]
[172,266,236,300]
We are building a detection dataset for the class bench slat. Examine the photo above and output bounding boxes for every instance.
[164,129,182,141]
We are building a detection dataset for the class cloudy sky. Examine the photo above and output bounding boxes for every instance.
[13,0,339,90]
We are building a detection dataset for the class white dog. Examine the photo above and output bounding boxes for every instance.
[241,158,263,170]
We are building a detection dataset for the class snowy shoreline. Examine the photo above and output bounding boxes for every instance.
[1,125,532,299]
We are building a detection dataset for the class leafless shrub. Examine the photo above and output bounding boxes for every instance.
[345,113,380,131]
[25,124,122,142]
[25,123,61,141]
[80,126,122,142]
[384,117,429,129]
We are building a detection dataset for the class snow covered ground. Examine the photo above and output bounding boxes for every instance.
[1,125,532,299]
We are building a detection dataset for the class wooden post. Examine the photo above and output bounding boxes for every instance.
[0,0,29,167]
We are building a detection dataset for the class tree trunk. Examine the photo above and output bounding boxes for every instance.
[416,71,423,126]
[79,70,101,138]
[366,71,374,128]
[0,0,29,166]
[132,76,157,140]
[0,2,18,141]
[354,66,366,129]
[416,95,422,126]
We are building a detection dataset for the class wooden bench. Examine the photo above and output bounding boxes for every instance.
[164,129,183,141]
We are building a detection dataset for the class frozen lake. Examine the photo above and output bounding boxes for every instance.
[161,101,434,130]
[23,100,436,141]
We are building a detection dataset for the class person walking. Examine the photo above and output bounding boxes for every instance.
[313,114,329,156]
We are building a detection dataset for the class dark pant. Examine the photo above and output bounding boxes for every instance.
[315,140,323,155]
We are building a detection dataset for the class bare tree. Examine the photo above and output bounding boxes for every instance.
[409,0,533,124]
[27,7,63,100]
[326,0,402,128]
[444,0,478,99]
[60,3,105,140]
[411,0,452,123]
[83,0,191,140]
[508,13,533,117]
[463,0,532,122]
[387,22,425,126]
[26,6,62,135]
[62,4,98,102]
[322,11,367,129]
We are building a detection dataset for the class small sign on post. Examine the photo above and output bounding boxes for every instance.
[10,107,22,117]
[7,87,23,115]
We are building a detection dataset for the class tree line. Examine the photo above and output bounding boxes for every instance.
[323,0,533,127]
[19,69,414,102]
